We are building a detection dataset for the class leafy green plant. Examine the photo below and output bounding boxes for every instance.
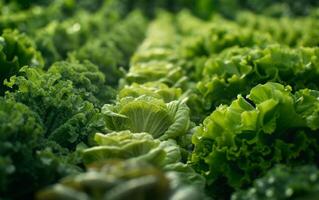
[0,29,43,94]
[37,160,209,200]
[192,82,319,198]
[232,165,319,200]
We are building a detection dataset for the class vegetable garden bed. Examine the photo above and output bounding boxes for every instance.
[1,0,319,199]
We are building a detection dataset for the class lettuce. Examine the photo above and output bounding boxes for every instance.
[196,46,319,114]
[126,12,185,87]
[102,96,190,140]
[232,165,319,200]
[192,82,319,198]
[37,159,209,200]
[119,82,182,103]
[83,131,181,167]
[0,29,43,94]
[236,11,319,47]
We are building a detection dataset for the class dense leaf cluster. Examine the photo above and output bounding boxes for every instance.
[1,1,319,200]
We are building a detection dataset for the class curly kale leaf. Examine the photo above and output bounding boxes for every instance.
[5,64,106,149]
[72,11,147,86]
[34,12,93,66]
[0,98,79,199]
[48,60,116,106]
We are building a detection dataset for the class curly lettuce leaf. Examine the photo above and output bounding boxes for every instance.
[195,45,319,114]
[0,29,43,94]
[236,11,319,47]
[192,82,319,198]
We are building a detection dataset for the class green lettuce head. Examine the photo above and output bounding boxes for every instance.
[102,96,190,141]
[192,82,319,198]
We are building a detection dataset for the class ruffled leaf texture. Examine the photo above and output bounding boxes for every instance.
[0,29,43,94]
[0,98,79,198]
[4,62,108,149]
[192,82,319,193]
[70,11,147,85]
[196,46,319,112]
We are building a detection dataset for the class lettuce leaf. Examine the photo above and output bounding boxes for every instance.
[192,82,319,198]
[232,165,319,200]
[83,131,181,167]
[0,29,43,94]
[119,82,182,103]
[102,96,190,140]
[37,159,210,200]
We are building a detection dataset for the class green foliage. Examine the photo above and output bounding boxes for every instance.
[0,98,79,199]
[232,165,319,200]
[0,29,43,94]
[35,11,99,66]
[49,60,115,106]
[0,98,44,196]
[102,96,190,140]
[236,11,319,47]
[192,82,319,198]
[5,63,107,149]
[72,11,147,85]
[37,160,209,200]
[126,12,186,87]
[119,82,182,103]
[83,131,181,167]
[1,0,319,199]
[195,46,319,114]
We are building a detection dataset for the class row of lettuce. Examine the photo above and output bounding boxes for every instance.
[37,12,211,200]
[176,9,319,200]
[39,10,319,200]
[1,1,319,199]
